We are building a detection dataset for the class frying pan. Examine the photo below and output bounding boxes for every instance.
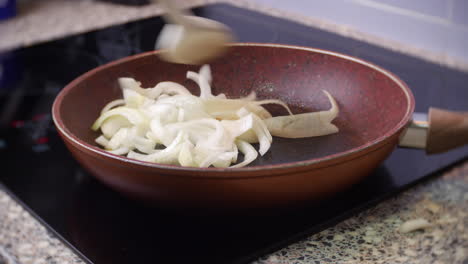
[52,43,468,210]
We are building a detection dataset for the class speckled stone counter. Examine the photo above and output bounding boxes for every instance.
[1,1,468,263]
[0,189,86,264]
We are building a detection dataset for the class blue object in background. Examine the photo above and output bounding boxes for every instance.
[0,52,21,91]
[0,0,16,20]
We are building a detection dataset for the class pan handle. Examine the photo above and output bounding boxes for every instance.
[399,108,468,154]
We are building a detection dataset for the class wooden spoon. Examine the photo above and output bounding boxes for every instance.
[156,0,234,64]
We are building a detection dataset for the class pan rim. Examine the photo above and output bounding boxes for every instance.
[52,43,415,177]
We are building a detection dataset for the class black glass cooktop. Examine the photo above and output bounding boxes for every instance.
[1,4,467,264]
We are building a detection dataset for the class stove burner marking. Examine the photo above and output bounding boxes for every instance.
[10,120,24,128]
[32,144,50,153]
[35,137,49,145]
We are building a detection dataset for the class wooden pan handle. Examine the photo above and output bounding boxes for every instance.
[426,107,468,154]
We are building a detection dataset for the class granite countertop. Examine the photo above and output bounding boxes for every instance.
[0,1,467,263]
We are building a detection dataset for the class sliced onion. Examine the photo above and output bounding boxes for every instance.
[199,64,212,84]
[230,140,258,168]
[118,78,147,95]
[127,131,185,164]
[187,70,213,99]
[146,81,191,99]
[100,116,131,139]
[264,91,339,138]
[95,135,109,148]
[108,147,130,155]
[92,65,339,168]
[178,141,195,167]
[101,99,125,114]
[107,127,129,150]
[254,99,293,115]
[91,107,147,131]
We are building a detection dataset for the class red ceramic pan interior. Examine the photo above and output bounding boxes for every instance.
[52,43,414,175]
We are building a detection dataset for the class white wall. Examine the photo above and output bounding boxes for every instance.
[250,0,468,64]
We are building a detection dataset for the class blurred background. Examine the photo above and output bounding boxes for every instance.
[1,0,467,66]
[252,0,468,64]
